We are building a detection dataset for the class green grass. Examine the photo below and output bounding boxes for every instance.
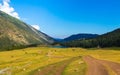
[0,47,120,75]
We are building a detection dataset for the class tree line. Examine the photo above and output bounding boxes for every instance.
[61,28,120,48]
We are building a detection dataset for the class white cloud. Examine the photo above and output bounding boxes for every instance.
[31,25,40,30]
[0,0,20,19]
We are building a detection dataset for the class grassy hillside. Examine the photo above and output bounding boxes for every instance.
[0,47,120,75]
[0,11,54,51]
[61,28,120,48]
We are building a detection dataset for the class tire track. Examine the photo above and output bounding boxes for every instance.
[34,57,81,75]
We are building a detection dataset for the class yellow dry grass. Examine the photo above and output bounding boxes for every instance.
[0,47,120,75]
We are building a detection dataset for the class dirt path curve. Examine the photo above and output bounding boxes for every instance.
[83,56,109,75]
[34,57,81,75]
[83,56,120,75]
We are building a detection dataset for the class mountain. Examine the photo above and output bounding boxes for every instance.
[63,34,98,42]
[0,11,54,51]
[54,38,63,42]
[61,28,120,48]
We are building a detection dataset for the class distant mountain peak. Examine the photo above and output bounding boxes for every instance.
[63,33,99,42]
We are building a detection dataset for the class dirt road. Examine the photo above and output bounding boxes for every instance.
[34,57,81,75]
[33,56,120,75]
[83,56,120,75]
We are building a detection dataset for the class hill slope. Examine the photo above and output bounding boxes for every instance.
[61,28,120,48]
[0,11,54,50]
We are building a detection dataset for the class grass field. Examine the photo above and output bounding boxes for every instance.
[0,47,120,75]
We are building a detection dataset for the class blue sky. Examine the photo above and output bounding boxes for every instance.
[0,0,120,38]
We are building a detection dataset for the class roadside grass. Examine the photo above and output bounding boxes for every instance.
[63,58,86,75]
[0,47,120,75]
[83,49,120,63]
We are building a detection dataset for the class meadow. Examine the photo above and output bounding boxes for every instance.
[0,47,120,75]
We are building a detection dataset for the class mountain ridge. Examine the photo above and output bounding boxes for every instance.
[63,33,99,42]
[0,11,54,51]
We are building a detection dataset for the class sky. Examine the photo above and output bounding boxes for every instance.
[0,0,120,38]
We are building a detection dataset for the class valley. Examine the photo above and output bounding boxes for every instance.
[0,47,120,75]
[0,0,120,75]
